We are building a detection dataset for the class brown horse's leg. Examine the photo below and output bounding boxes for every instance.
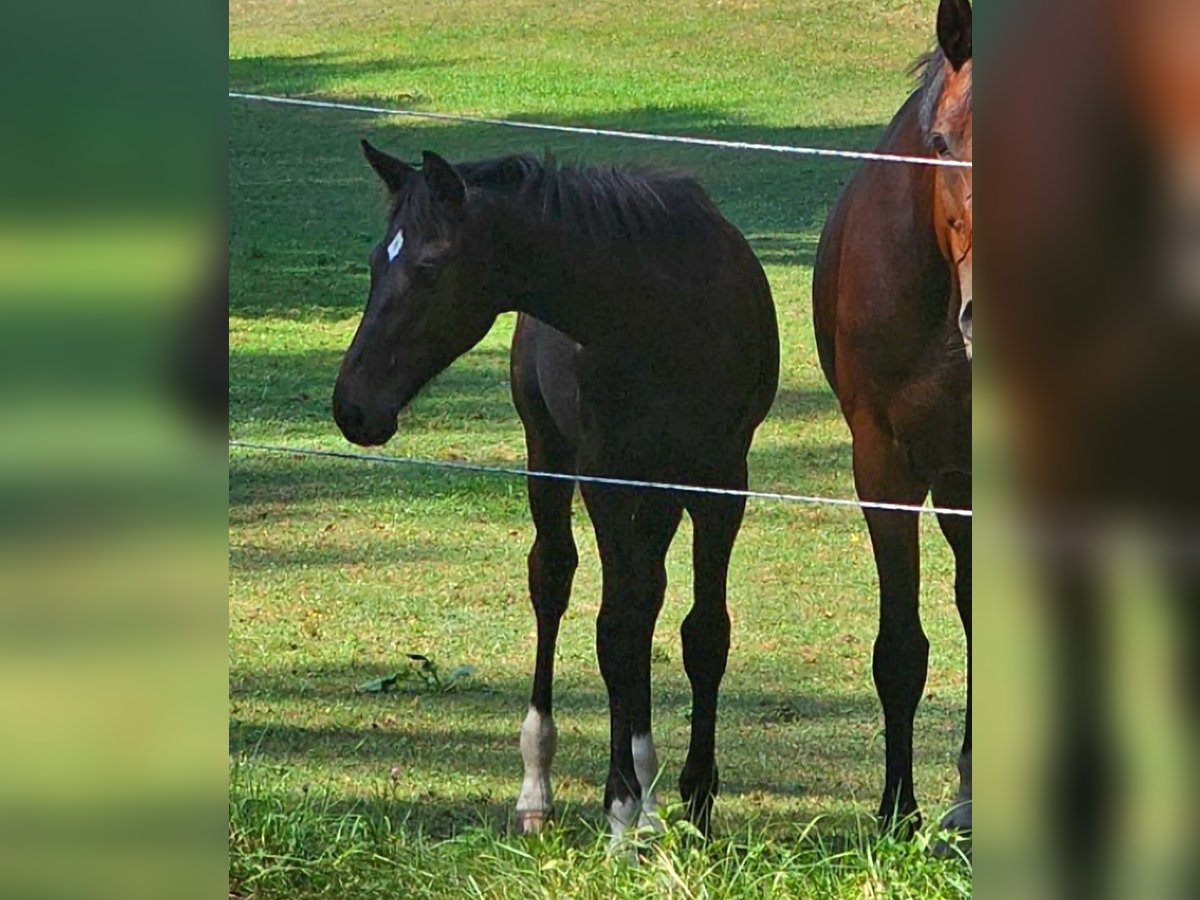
[515,429,578,834]
[934,474,972,843]
[582,484,681,847]
[1162,538,1200,896]
[679,473,747,836]
[1040,542,1110,897]
[853,423,930,835]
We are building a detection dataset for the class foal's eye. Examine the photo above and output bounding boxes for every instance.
[930,134,951,158]
[411,260,440,283]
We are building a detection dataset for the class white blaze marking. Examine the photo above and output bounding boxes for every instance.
[516,706,557,831]
[387,230,405,262]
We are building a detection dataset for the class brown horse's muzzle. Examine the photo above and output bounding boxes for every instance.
[955,250,973,362]
[332,377,399,447]
[959,298,973,361]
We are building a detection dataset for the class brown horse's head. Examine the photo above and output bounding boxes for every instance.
[925,0,973,360]
[332,144,496,446]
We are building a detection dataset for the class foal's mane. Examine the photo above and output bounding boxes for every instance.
[397,154,725,243]
[912,48,972,141]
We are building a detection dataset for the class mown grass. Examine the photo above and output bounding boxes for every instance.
[229,0,970,895]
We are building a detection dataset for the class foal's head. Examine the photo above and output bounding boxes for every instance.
[923,0,973,360]
[333,144,494,446]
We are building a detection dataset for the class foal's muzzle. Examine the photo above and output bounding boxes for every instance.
[332,381,398,447]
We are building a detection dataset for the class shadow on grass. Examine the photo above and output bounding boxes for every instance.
[229,52,479,102]
[230,666,963,830]
[230,537,453,571]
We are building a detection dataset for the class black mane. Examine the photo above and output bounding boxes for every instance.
[911,48,971,141]
[394,155,726,243]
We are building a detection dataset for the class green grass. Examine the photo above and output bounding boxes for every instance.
[229,1,970,895]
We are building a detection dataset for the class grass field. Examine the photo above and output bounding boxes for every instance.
[229,1,970,895]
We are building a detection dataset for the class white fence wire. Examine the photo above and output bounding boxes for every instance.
[229,92,971,169]
[229,441,972,517]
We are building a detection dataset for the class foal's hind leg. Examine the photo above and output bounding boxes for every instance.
[679,478,747,836]
[515,431,578,833]
[853,423,930,835]
[934,474,971,843]
[582,485,682,846]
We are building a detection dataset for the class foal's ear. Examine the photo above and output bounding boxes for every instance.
[362,140,415,194]
[936,0,972,71]
[421,151,466,215]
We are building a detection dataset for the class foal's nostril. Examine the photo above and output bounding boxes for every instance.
[333,391,366,438]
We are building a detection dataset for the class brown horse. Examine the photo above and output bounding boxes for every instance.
[333,148,779,842]
[986,0,1200,891]
[812,0,972,838]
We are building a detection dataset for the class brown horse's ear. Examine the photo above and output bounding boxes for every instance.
[421,150,466,215]
[362,140,415,194]
[936,0,972,71]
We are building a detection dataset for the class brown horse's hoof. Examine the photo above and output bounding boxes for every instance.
[930,828,972,861]
[931,800,972,859]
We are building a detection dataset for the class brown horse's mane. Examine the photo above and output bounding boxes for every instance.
[393,154,725,244]
[912,48,972,144]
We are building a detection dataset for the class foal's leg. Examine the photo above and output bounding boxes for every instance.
[679,486,746,836]
[934,474,972,841]
[515,432,578,833]
[853,422,930,835]
[582,484,681,846]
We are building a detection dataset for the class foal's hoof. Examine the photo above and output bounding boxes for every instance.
[879,809,922,841]
[637,808,666,835]
[931,803,972,860]
[515,809,552,834]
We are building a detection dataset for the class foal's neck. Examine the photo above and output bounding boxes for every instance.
[480,206,640,346]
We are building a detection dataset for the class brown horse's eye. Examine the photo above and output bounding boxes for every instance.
[930,134,951,158]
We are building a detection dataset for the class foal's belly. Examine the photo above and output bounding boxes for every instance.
[520,316,759,474]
